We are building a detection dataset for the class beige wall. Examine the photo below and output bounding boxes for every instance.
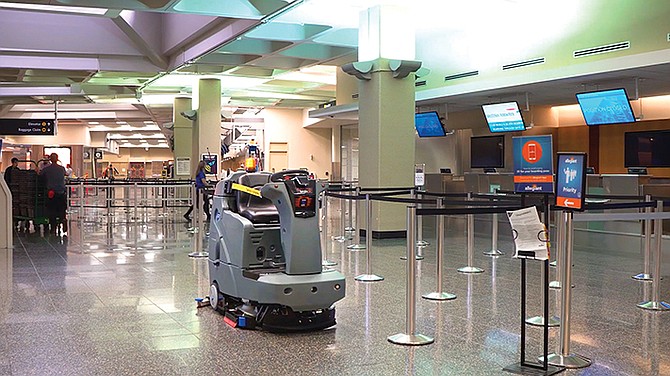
[263,108,331,178]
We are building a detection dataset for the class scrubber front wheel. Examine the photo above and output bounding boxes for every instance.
[209,282,222,310]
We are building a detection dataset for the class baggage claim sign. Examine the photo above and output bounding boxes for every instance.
[0,119,56,136]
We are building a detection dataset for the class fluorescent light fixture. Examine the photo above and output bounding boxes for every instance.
[150,74,270,90]
[116,121,128,125]
[0,2,108,15]
[88,121,100,125]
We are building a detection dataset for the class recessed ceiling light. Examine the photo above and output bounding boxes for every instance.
[0,2,108,15]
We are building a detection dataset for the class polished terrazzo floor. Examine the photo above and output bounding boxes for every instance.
[0,207,669,375]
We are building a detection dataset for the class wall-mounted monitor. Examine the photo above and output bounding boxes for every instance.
[575,88,636,126]
[624,130,670,167]
[414,111,447,137]
[471,135,504,168]
[481,102,526,133]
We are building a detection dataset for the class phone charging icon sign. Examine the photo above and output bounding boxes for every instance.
[522,141,542,164]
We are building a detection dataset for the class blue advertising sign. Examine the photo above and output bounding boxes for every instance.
[513,135,554,193]
[555,153,587,210]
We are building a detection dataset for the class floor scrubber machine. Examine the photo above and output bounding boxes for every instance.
[207,169,346,331]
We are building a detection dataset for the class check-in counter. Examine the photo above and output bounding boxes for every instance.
[464,173,514,194]
[424,173,465,193]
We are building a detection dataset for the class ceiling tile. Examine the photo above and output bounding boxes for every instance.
[246,22,331,42]
[279,43,355,60]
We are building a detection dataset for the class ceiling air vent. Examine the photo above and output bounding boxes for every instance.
[502,57,545,70]
[573,41,630,58]
[415,80,427,87]
[444,70,479,81]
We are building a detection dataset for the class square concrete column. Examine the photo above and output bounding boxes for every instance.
[173,96,192,179]
[347,5,419,236]
[192,78,222,176]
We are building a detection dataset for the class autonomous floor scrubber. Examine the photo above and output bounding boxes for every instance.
[207,169,346,331]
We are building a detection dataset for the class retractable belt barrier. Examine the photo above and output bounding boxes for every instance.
[66,181,194,219]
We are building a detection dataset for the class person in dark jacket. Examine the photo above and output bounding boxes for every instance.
[3,157,19,186]
[184,161,211,221]
[40,153,67,236]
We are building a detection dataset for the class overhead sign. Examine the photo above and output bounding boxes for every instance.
[94,150,103,160]
[202,154,218,176]
[513,135,554,193]
[555,153,587,210]
[0,119,55,136]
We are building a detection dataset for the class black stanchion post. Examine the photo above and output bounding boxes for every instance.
[527,195,560,327]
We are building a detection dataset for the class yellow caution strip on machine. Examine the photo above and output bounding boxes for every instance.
[231,183,262,198]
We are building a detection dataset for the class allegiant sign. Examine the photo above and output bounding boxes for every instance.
[512,135,554,193]
[0,119,55,136]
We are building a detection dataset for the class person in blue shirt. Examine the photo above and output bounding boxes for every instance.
[184,160,211,221]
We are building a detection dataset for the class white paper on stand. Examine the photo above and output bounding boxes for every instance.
[506,206,549,261]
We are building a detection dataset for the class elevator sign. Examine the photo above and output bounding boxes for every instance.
[0,119,55,136]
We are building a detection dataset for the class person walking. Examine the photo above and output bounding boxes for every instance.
[184,160,211,221]
[40,153,67,236]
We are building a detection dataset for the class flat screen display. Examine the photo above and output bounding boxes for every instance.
[575,88,636,126]
[555,153,587,210]
[414,112,447,137]
[482,102,526,133]
[624,130,670,167]
[471,135,504,168]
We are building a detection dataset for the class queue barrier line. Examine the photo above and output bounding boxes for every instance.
[359,186,416,192]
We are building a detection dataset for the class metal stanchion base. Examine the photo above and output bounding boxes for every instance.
[541,353,592,369]
[422,292,457,301]
[347,244,366,250]
[636,301,670,311]
[416,240,429,247]
[549,281,561,289]
[400,255,425,261]
[188,251,209,258]
[483,249,505,257]
[387,333,434,346]
[322,260,338,267]
[525,315,560,327]
[503,362,564,376]
[632,273,653,281]
[457,266,484,274]
[355,274,384,282]
[549,260,557,268]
